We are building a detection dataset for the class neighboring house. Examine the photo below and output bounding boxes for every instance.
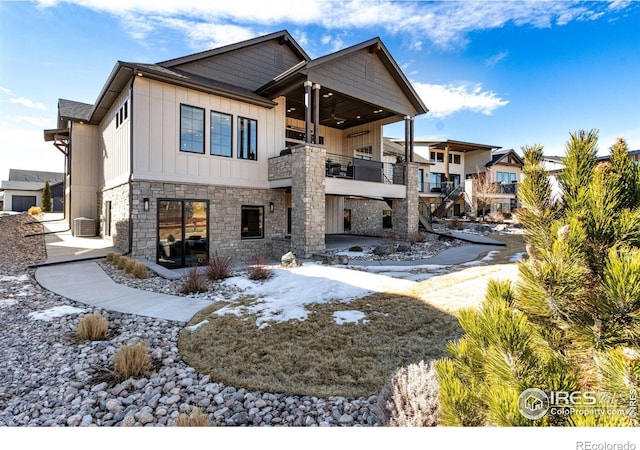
[393,139,523,219]
[597,148,640,164]
[0,169,64,212]
[44,30,427,267]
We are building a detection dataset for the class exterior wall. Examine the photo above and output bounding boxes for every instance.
[490,163,522,183]
[463,149,492,177]
[100,89,131,189]
[130,181,287,262]
[325,195,345,234]
[98,182,130,252]
[70,123,100,225]
[132,77,286,189]
[343,198,390,236]
[290,144,326,257]
[268,153,292,181]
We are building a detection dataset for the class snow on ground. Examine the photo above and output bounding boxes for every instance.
[333,310,368,325]
[28,305,86,321]
[510,252,527,262]
[215,262,415,327]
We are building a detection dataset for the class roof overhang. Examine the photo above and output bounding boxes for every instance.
[423,140,501,153]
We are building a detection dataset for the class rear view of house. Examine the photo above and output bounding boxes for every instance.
[44,30,428,267]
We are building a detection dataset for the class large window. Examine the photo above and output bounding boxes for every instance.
[238,117,257,160]
[157,199,208,268]
[241,205,263,239]
[180,105,205,154]
[418,169,424,192]
[210,111,232,157]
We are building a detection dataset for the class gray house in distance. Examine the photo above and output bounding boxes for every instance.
[1,169,63,212]
[44,30,427,267]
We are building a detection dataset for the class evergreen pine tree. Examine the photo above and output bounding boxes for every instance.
[41,179,52,213]
[437,130,640,426]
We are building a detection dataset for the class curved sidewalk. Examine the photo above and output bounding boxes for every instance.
[35,261,212,323]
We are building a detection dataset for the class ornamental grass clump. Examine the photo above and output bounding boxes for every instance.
[180,266,208,294]
[116,255,129,270]
[124,258,137,274]
[132,261,148,279]
[175,407,210,427]
[247,257,272,281]
[106,252,115,262]
[113,342,151,381]
[205,253,233,281]
[77,313,109,341]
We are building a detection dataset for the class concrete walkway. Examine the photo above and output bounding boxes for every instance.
[34,214,211,323]
[347,243,504,267]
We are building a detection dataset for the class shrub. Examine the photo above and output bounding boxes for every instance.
[377,360,439,426]
[41,180,52,213]
[124,258,137,274]
[180,266,208,294]
[77,313,109,341]
[348,245,363,252]
[205,253,233,280]
[111,253,122,266]
[446,218,464,230]
[247,257,272,281]
[116,255,129,270]
[28,206,42,216]
[175,407,210,427]
[132,261,148,279]
[113,342,151,381]
[106,252,115,262]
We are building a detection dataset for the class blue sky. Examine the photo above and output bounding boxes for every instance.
[1,0,639,181]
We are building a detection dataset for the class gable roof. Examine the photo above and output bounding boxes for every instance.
[59,99,93,122]
[485,149,524,168]
[159,30,309,67]
[8,169,64,183]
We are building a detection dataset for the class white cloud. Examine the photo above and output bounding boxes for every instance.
[33,0,630,50]
[485,50,509,66]
[0,87,13,96]
[0,126,64,182]
[9,97,48,111]
[413,82,509,118]
[15,116,52,127]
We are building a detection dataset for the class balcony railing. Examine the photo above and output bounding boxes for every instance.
[418,181,462,195]
[325,153,394,184]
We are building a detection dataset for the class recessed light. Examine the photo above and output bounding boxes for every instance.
[373,109,383,114]
[322,92,333,98]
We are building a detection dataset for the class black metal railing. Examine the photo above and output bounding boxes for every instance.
[418,181,462,195]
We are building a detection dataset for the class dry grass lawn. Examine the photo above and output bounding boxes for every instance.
[179,232,525,399]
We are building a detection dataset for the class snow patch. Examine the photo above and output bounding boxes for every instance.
[510,252,527,262]
[186,319,209,332]
[28,305,85,321]
[333,310,368,325]
[0,274,29,283]
[0,299,17,308]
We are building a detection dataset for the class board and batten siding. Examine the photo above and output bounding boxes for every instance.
[308,49,417,116]
[100,89,131,190]
[132,77,286,189]
[325,196,345,234]
[70,123,100,221]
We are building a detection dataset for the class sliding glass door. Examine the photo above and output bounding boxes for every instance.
[157,199,208,268]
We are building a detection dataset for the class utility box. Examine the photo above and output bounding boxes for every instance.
[73,217,96,237]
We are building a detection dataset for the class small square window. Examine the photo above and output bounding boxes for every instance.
[241,205,264,239]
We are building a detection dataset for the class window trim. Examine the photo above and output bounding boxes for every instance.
[180,104,206,154]
[210,110,233,158]
[241,205,264,239]
[237,116,258,160]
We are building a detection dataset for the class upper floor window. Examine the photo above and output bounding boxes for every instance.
[115,100,128,129]
[430,151,444,162]
[238,117,257,160]
[448,154,461,164]
[180,104,205,154]
[355,146,373,160]
[210,111,232,157]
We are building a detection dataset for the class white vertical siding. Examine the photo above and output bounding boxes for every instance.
[325,196,344,234]
[70,123,99,221]
[100,89,131,189]
[132,78,285,188]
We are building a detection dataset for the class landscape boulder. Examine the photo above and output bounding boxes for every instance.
[280,252,302,268]
[372,244,394,256]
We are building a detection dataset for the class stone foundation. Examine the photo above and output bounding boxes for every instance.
[343,198,390,236]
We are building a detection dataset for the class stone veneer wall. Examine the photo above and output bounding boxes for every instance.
[290,144,326,257]
[268,153,293,181]
[343,198,390,236]
[392,162,419,240]
[98,183,130,252]
[130,181,287,263]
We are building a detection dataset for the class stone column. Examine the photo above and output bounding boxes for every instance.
[392,162,419,240]
[291,144,326,257]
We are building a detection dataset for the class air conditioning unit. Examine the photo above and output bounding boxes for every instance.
[73,217,96,237]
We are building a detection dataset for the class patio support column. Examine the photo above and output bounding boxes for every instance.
[404,116,410,162]
[313,83,321,144]
[392,161,419,240]
[304,81,312,143]
[410,116,415,163]
[444,143,450,182]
